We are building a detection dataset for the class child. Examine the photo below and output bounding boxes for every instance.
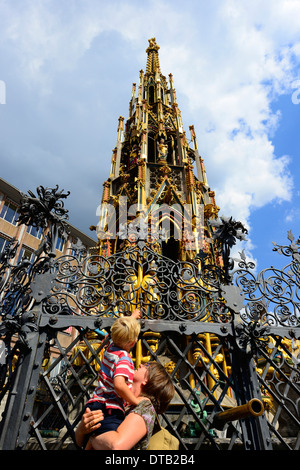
[84,310,142,448]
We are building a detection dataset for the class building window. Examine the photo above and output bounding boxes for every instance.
[0,235,10,254]
[56,236,64,252]
[17,246,34,264]
[0,201,19,225]
[49,358,68,381]
[27,225,43,239]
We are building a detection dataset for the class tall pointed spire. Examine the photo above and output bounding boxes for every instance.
[145,37,161,74]
[98,39,221,265]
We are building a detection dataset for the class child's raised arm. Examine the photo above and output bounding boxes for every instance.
[114,375,144,406]
[131,308,141,319]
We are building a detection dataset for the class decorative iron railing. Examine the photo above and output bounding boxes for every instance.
[0,186,299,451]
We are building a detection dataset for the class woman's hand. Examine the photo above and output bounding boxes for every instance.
[82,407,104,433]
[75,407,104,447]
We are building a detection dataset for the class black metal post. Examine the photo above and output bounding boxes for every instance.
[228,336,273,450]
[0,310,46,450]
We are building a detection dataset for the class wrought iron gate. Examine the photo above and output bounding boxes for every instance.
[0,187,299,450]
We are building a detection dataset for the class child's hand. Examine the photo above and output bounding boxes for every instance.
[131,309,141,319]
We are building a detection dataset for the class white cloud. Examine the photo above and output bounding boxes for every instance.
[285,207,300,223]
[0,0,300,256]
[152,0,299,228]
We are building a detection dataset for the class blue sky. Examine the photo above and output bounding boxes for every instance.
[0,0,300,272]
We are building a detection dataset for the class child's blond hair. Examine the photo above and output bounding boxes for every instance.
[110,316,140,349]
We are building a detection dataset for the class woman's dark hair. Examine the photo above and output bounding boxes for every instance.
[141,362,175,414]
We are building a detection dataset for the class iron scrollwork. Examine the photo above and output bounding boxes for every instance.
[44,236,233,323]
[18,185,70,257]
[1,184,300,450]
[1,184,300,340]
[0,311,39,350]
[211,229,300,356]
[210,215,248,283]
[0,186,71,347]
[231,232,300,328]
[233,319,271,355]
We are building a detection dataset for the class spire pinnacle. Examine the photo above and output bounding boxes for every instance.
[146,37,161,74]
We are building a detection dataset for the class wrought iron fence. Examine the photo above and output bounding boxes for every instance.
[0,186,299,450]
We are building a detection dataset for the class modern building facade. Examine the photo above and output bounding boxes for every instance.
[0,177,96,265]
[0,176,97,351]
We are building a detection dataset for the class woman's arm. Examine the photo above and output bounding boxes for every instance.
[89,410,147,450]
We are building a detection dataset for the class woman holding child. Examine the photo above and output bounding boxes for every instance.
[75,312,175,450]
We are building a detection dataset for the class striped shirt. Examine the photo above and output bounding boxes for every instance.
[87,341,135,413]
